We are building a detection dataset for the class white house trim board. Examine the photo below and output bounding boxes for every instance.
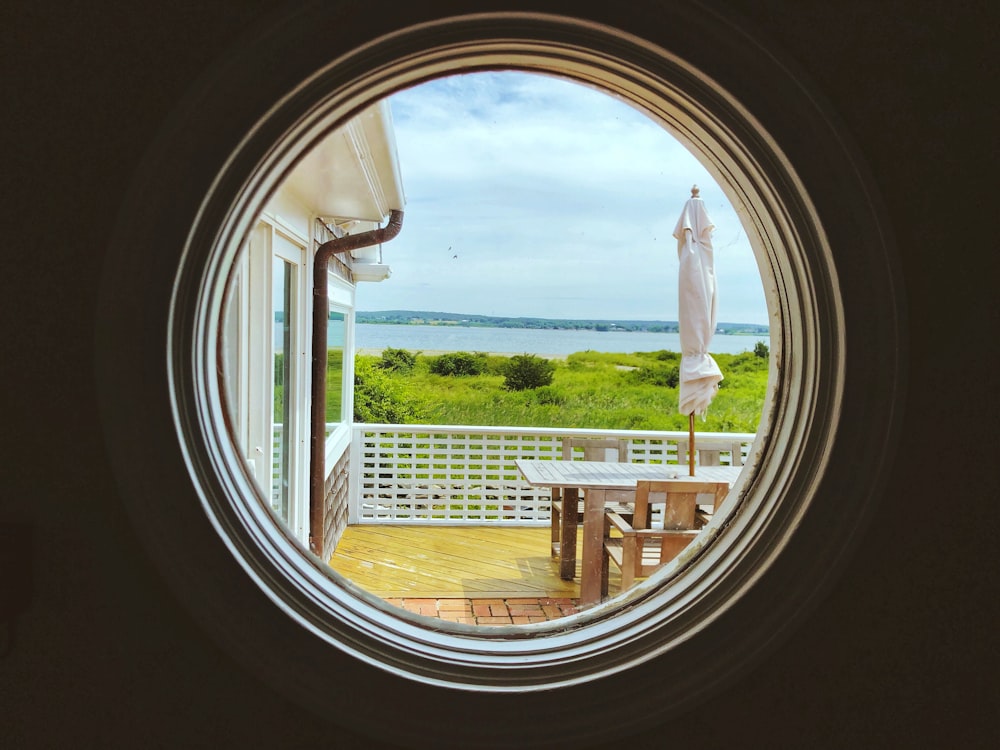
[283,101,405,222]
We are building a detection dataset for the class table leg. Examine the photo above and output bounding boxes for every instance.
[559,487,578,580]
[579,488,606,606]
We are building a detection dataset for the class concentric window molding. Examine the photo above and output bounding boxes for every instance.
[96,6,903,748]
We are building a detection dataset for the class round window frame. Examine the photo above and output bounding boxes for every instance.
[96,7,903,749]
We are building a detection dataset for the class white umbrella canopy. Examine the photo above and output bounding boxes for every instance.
[673,185,723,474]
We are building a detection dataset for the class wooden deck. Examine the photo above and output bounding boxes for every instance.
[330,524,625,599]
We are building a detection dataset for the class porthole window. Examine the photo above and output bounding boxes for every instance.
[97,6,902,748]
[242,67,769,609]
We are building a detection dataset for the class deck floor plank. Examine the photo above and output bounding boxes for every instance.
[329,525,609,599]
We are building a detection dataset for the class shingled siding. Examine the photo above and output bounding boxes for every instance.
[323,447,350,561]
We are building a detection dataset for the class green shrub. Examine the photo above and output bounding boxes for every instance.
[630,363,680,388]
[326,348,343,421]
[503,354,556,391]
[429,351,488,376]
[653,349,681,363]
[754,341,769,358]
[353,359,424,423]
[378,347,417,373]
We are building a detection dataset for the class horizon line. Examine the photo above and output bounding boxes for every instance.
[356,309,770,329]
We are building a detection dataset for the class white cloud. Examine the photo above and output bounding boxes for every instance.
[359,71,769,325]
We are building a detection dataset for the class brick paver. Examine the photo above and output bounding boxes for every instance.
[393,597,579,626]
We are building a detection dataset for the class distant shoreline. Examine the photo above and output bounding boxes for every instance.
[356,310,769,337]
[357,348,568,360]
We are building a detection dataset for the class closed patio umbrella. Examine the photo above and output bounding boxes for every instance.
[673,185,723,476]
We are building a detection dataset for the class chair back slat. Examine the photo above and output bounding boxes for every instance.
[562,437,629,462]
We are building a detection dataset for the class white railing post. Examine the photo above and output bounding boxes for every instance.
[348,423,363,524]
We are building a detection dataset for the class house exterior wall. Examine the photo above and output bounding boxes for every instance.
[323,445,351,559]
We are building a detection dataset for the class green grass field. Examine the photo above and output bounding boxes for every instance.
[354,348,769,433]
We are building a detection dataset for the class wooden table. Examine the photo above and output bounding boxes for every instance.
[515,459,743,606]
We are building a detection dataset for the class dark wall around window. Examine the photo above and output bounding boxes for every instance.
[2,1,995,748]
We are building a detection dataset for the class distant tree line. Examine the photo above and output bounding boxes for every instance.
[357,310,769,336]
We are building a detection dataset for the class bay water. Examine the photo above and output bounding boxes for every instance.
[352,322,767,356]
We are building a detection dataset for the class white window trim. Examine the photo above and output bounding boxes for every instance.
[324,276,355,468]
[244,222,272,486]
[236,218,314,546]
[323,263,356,464]
[271,227,311,543]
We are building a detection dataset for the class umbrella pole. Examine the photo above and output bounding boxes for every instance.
[688,412,696,476]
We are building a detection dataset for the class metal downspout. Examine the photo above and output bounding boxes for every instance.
[310,210,403,556]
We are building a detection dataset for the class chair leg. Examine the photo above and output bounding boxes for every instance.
[550,490,561,558]
[621,536,636,590]
[601,514,610,598]
[600,546,610,598]
[559,488,578,580]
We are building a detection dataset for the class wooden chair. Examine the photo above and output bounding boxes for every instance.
[676,438,745,467]
[676,438,743,517]
[550,437,631,560]
[601,479,729,595]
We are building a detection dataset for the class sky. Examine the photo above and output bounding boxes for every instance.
[355,71,769,326]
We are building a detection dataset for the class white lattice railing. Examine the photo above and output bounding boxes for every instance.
[350,424,755,525]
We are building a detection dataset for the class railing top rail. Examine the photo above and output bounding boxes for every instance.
[353,423,757,443]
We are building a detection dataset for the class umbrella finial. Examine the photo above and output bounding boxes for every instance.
[691,185,700,198]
